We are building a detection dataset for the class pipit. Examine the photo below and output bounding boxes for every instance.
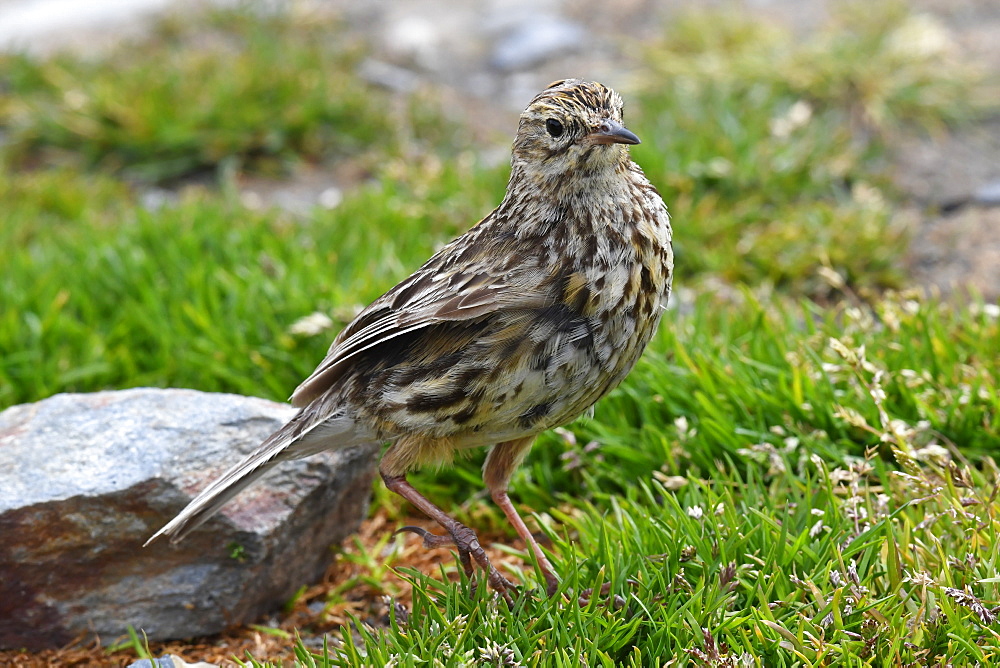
[148,79,674,600]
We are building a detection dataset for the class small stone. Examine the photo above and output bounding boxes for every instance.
[357,58,422,94]
[318,186,344,210]
[973,180,1000,206]
[491,16,586,72]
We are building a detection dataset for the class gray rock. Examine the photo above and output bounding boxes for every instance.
[974,180,1000,206]
[905,205,1000,301]
[891,119,1000,207]
[491,16,586,72]
[358,58,423,94]
[0,388,378,650]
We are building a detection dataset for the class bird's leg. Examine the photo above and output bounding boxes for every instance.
[490,489,560,595]
[381,471,517,600]
[484,437,560,596]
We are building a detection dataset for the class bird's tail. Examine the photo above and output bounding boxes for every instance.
[144,430,290,545]
[145,404,363,546]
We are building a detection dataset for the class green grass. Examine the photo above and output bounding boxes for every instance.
[642,3,981,131]
[322,453,1000,666]
[628,2,981,296]
[304,293,999,666]
[0,158,506,407]
[1,1,998,666]
[0,7,453,184]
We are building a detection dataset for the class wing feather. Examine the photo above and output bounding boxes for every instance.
[290,226,554,407]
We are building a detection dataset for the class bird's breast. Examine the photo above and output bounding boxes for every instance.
[353,170,673,450]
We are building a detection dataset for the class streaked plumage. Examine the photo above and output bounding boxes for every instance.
[148,79,673,599]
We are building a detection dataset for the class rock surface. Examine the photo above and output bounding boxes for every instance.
[891,120,1000,210]
[906,205,1000,301]
[490,15,587,72]
[0,388,378,650]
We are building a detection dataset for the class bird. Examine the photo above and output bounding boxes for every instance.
[147,79,674,600]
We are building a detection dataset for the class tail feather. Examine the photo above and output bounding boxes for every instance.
[143,460,277,547]
[145,403,365,546]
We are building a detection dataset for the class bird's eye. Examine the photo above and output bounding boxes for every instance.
[545,118,564,138]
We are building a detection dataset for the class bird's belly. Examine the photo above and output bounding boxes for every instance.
[449,309,662,447]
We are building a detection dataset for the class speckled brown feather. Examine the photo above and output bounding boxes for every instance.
[148,79,673,568]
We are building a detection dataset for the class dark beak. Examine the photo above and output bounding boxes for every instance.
[588,119,641,145]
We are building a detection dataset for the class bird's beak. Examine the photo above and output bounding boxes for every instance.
[588,119,641,145]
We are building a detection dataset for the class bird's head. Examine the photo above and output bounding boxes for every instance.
[511,79,640,180]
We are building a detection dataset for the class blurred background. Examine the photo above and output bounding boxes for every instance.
[1,0,998,663]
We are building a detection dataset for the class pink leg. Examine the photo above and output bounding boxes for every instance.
[483,437,560,595]
[381,471,517,601]
[491,489,560,595]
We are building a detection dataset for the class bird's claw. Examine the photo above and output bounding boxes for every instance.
[577,581,628,609]
[395,522,518,604]
[393,525,457,549]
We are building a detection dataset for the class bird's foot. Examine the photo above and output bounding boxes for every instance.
[577,581,628,609]
[395,524,518,603]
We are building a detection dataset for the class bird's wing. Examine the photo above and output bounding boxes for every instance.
[290,228,557,407]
